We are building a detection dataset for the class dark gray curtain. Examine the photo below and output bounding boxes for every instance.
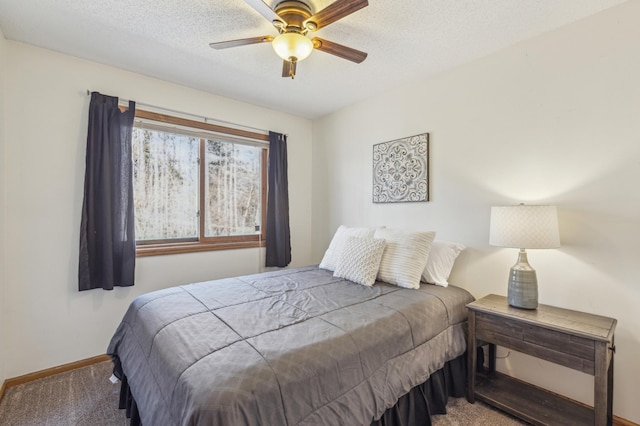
[78,92,136,291]
[265,131,291,267]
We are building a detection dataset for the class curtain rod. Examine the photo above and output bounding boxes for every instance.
[86,90,271,135]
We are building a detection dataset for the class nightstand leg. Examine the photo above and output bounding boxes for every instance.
[488,343,496,373]
[467,311,476,403]
[594,341,611,426]
[606,336,614,425]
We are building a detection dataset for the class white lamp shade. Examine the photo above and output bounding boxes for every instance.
[272,32,314,62]
[490,205,560,249]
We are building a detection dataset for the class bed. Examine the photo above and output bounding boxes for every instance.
[107,264,474,425]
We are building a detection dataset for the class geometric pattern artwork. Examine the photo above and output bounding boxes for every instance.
[373,133,429,203]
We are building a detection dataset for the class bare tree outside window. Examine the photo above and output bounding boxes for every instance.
[205,139,262,237]
[133,128,199,241]
[130,111,267,256]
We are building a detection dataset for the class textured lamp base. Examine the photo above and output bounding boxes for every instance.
[508,249,538,310]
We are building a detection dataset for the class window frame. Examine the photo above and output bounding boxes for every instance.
[130,109,269,257]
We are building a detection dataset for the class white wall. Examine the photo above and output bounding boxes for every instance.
[2,42,313,379]
[0,28,8,385]
[312,2,639,423]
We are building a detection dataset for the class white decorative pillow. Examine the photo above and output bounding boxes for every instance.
[333,237,386,286]
[375,228,436,289]
[421,241,466,287]
[319,225,377,271]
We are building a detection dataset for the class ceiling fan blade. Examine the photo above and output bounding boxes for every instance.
[244,0,284,25]
[312,37,367,63]
[209,36,274,50]
[282,60,297,79]
[305,0,368,30]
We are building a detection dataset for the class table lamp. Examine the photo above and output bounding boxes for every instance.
[489,204,560,309]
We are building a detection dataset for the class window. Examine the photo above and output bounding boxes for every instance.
[131,110,268,256]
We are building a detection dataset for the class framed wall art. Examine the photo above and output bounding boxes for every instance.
[373,133,429,203]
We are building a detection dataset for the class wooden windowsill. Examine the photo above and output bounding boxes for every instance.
[136,240,266,257]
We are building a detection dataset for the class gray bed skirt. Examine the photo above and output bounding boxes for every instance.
[371,352,467,426]
[114,352,467,426]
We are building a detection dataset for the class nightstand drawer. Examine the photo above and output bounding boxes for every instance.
[475,311,595,374]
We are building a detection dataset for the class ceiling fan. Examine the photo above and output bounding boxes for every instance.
[209,0,368,79]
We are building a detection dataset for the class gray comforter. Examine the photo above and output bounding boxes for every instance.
[107,266,474,426]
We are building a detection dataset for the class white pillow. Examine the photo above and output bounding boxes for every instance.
[319,225,377,271]
[375,228,436,289]
[333,237,386,286]
[421,241,466,287]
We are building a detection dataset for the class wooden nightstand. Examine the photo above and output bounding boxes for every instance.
[466,294,617,426]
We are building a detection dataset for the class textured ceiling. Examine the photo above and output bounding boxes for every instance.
[0,0,627,119]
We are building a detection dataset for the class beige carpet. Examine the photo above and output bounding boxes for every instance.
[0,362,126,426]
[0,361,527,425]
[432,396,528,426]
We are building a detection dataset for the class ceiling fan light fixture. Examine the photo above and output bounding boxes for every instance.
[272,32,314,62]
